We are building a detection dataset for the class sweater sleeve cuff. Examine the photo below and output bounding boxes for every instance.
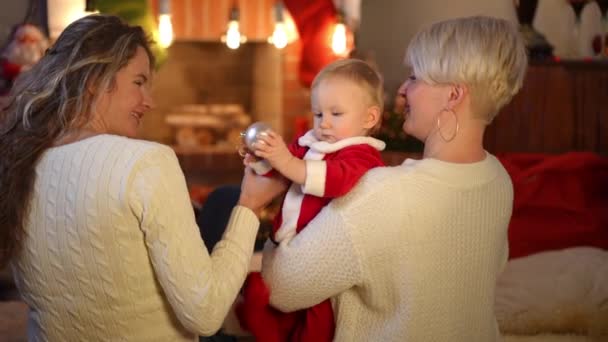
[221,206,260,250]
[302,160,326,197]
[250,159,272,175]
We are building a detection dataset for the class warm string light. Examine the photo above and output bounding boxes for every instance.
[158,0,173,48]
[282,10,299,43]
[331,14,348,55]
[222,3,247,50]
[268,2,288,49]
[225,20,244,49]
[270,22,288,49]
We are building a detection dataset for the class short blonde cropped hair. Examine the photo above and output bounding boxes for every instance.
[311,58,384,115]
[405,16,527,122]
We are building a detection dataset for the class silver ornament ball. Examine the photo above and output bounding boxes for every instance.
[241,121,272,151]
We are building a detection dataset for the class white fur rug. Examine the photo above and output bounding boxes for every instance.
[496,247,608,338]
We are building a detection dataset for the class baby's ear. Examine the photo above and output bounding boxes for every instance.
[364,106,381,130]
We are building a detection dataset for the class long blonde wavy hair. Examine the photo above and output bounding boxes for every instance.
[0,14,155,267]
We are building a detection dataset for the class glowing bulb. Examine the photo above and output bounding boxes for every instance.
[225,20,243,49]
[283,11,299,43]
[268,2,293,49]
[331,22,347,55]
[221,5,246,50]
[269,22,288,49]
[158,14,173,48]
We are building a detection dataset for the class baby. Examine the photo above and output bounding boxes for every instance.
[238,58,386,342]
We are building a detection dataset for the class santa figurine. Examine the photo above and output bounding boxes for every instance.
[0,24,49,96]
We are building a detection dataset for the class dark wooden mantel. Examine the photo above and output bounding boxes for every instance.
[485,60,608,155]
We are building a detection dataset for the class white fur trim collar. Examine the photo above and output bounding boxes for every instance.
[297,130,386,154]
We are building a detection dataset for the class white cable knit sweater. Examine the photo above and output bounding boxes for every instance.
[11,134,259,341]
[261,153,513,341]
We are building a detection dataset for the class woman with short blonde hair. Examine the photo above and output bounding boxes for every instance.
[241,16,528,341]
[406,15,527,122]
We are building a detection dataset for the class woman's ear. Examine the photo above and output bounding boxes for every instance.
[447,83,468,109]
[86,80,96,95]
[86,75,103,96]
[364,106,382,130]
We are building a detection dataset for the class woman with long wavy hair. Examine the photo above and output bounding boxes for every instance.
[0,14,263,341]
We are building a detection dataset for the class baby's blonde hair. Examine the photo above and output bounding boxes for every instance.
[406,16,527,123]
[311,58,384,132]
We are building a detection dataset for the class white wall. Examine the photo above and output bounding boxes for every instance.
[357,0,518,106]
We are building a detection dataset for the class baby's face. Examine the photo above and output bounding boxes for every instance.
[311,77,376,143]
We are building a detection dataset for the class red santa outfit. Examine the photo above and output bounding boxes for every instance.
[238,130,385,342]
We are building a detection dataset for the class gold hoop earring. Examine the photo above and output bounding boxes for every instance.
[437,108,459,142]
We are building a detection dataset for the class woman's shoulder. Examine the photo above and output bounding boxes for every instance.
[56,134,179,173]
[326,165,415,231]
[338,165,415,204]
[94,134,175,159]
[413,153,510,188]
[99,134,168,150]
[363,160,423,185]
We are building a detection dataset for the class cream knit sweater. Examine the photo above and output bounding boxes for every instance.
[11,135,259,341]
[262,153,512,341]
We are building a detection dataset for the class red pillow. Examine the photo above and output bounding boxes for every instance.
[498,152,608,259]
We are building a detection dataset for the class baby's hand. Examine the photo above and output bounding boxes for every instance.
[253,130,295,174]
[242,152,260,167]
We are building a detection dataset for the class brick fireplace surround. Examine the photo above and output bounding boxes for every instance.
[141,0,313,186]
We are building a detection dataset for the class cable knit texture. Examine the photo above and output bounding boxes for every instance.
[11,134,259,341]
[261,153,513,341]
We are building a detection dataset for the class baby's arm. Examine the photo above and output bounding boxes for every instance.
[303,145,384,198]
[253,131,306,185]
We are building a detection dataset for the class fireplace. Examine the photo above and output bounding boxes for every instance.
[143,41,281,143]
[142,40,309,185]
